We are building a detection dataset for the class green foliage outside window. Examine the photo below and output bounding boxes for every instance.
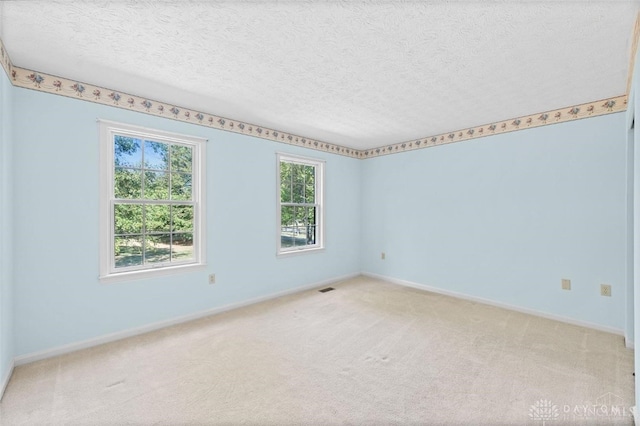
[113,136,195,267]
[280,160,317,248]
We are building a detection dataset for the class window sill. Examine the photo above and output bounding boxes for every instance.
[99,263,207,284]
[277,246,325,258]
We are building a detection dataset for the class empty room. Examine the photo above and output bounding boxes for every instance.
[1,1,640,424]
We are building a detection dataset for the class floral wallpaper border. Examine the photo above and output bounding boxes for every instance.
[0,38,12,85]
[0,36,628,160]
[627,12,640,95]
[8,64,359,158]
[360,95,627,159]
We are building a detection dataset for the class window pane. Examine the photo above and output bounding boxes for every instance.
[145,234,171,264]
[146,204,170,233]
[280,161,291,176]
[171,233,194,262]
[295,207,317,247]
[281,227,294,248]
[144,140,169,171]
[115,236,143,268]
[292,183,305,203]
[280,205,318,249]
[114,136,142,168]
[144,171,169,200]
[307,224,317,245]
[281,205,294,248]
[114,204,142,234]
[172,205,193,232]
[171,173,192,201]
[281,205,294,226]
[302,164,314,182]
[302,165,315,204]
[280,161,292,187]
[280,182,292,203]
[291,164,305,185]
[307,206,317,245]
[293,226,307,247]
[280,169,292,203]
[294,205,307,223]
[308,206,317,227]
[305,179,315,203]
[171,145,192,172]
[115,168,142,199]
[292,206,308,247]
[291,206,301,247]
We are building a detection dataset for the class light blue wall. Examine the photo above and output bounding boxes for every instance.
[626,124,634,346]
[0,67,14,385]
[12,87,361,356]
[632,44,640,414]
[5,69,633,361]
[361,113,627,330]
[634,96,640,413]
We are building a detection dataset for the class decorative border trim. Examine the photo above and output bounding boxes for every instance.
[13,272,359,366]
[0,36,630,160]
[363,272,625,336]
[360,95,627,159]
[8,63,360,159]
[0,38,12,83]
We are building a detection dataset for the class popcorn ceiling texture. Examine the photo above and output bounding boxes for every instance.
[1,1,638,152]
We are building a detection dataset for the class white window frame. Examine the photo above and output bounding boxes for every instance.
[276,152,325,256]
[99,120,207,283]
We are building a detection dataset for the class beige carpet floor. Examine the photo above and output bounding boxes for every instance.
[0,276,635,425]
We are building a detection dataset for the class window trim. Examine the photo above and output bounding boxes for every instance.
[276,152,325,257]
[98,119,207,283]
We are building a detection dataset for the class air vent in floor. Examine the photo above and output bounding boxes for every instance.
[319,287,335,293]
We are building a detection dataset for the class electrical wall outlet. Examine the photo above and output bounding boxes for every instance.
[209,274,216,284]
[561,279,571,290]
[381,252,386,260]
[601,284,611,297]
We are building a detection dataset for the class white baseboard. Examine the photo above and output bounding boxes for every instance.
[14,272,359,366]
[363,272,625,336]
[625,336,635,349]
[11,271,625,368]
[0,359,14,401]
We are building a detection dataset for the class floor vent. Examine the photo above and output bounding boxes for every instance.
[319,287,335,293]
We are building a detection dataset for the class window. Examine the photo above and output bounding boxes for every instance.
[277,153,324,255]
[99,120,206,282]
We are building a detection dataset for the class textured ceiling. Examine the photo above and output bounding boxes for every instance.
[0,1,638,150]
